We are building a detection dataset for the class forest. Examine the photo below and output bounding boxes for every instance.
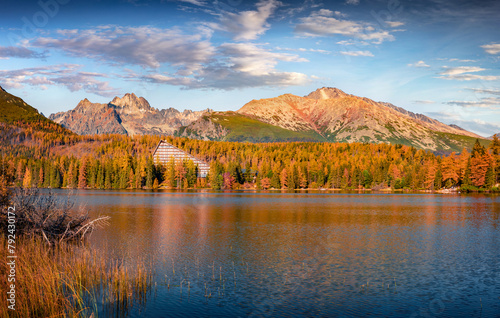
[1,118,499,192]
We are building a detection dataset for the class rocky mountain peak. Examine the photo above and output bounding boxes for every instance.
[306,87,348,100]
[51,93,208,136]
[75,98,92,108]
[0,86,6,93]
[110,93,152,112]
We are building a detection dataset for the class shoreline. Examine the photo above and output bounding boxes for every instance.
[31,186,499,194]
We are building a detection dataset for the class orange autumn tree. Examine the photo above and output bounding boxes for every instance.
[469,140,491,188]
[489,134,500,184]
[423,159,436,190]
[441,152,459,187]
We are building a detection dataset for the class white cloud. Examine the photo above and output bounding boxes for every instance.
[336,40,368,46]
[481,43,500,55]
[442,74,499,81]
[339,50,373,57]
[276,46,330,54]
[386,21,405,27]
[408,60,430,68]
[31,26,215,73]
[426,112,500,137]
[175,0,207,6]
[0,46,46,59]
[142,43,310,90]
[295,10,395,44]
[447,58,477,63]
[220,43,307,75]
[466,88,500,96]
[413,100,435,104]
[25,23,313,91]
[439,66,485,76]
[0,64,119,97]
[346,0,359,5]
[446,97,500,109]
[215,0,281,41]
[438,66,498,81]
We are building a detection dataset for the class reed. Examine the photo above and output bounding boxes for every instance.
[0,237,153,318]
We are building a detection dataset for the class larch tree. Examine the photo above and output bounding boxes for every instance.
[441,152,459,187]
[23,167,32,188]
[280,168,288,189]
[78,159,87,189]
[488,134,500,184]
[470,140,491,188]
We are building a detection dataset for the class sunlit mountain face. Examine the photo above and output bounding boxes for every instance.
[1,0,499,137]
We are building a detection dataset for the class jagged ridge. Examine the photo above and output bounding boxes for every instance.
[50,93,210,136]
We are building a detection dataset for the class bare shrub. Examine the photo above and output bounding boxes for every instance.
[0,187,109,244]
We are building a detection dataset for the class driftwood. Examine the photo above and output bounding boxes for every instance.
[0,187,109,244]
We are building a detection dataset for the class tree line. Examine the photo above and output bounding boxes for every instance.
[1,120,499,192]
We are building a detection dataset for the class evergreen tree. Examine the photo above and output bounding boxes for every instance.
[146,160,154,189]
[67,161,75,188]
[362,170,372,188]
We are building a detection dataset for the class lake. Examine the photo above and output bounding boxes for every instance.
[53,190,500,317]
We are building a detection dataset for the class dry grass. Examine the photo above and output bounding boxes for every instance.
[0,237,153,318]
[0,187,153,317]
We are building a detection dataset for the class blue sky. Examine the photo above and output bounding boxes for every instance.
[1,0,499,136]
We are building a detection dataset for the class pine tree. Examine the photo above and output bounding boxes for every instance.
[52,168,61,188]
[146,162,154,189]
[434,167,442,189]
[38,166,44,187]
[362,170,372,189]
[485,166,495,188]
[270,165,281,189]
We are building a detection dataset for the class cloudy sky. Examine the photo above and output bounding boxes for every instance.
[1,0,499,136]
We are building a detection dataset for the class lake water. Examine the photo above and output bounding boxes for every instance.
[55,190,500,317]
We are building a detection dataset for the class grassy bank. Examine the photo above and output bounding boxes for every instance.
[0,187,154,317]
[0,237,153,317]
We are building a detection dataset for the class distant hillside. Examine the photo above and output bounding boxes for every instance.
[0,86,47,123]
[176,111,325,142]
[0,86,72,135]
[489,133,500,140]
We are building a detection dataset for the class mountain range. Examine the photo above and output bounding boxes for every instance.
[0,85,490,153]
[178,87,485,153]
[49,93,210,136]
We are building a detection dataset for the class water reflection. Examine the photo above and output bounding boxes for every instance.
[54,190,500,317]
